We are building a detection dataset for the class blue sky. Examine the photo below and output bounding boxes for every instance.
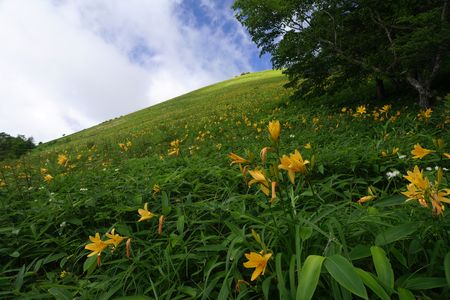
[0,0,272,142]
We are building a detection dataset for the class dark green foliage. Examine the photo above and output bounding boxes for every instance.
[233,0,450,107]
[0,132,35,161]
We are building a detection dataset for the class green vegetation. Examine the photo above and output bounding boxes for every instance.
[233,0,450,107]
[0,132,35,161]
[1,70,449,299]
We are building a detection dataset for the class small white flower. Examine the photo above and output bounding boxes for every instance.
[444,168,449,171]
[289,134,295,138]
[398,155,406,159]
[114,168,120,172]
[386,170,400,179]
[80,188,88,191]
[60,221,67,228]
[426,167,432,171]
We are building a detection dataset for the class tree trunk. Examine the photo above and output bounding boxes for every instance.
[406,76,431,108]
[375,78,386,100]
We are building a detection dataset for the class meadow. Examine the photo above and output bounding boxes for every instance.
[1,70,449,299]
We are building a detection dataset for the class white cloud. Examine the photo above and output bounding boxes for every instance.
[0,0,262,143]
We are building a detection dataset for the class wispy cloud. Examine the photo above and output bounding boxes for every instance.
[0,0,268,142]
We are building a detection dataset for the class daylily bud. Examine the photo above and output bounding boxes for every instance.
[268,120,280,141]
[158,215,165,235]
[126,238,132,259]
[260,147,273,164]
[270,182,277,204]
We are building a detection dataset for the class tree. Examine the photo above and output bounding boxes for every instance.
[233,0,450,107]
[0,132,36,161]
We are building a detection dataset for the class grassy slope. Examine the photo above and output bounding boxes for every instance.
[47,70,286,148]
[1,70,449,299]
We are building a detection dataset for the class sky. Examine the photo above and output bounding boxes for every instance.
[0,0,271,143]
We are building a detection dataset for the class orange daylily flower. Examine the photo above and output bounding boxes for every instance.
[243,251,272,281]
[138,203,156,222]
[411,144,434,159]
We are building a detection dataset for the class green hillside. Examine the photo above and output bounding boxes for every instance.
[1,70,450,299]
[47,70,287,149]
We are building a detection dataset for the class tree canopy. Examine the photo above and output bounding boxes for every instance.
[0,132,36,161]
[233,0,450,107]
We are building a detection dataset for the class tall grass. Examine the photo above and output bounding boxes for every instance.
[0,71,449,299]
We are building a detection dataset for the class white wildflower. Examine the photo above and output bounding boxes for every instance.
[386,170,401,179]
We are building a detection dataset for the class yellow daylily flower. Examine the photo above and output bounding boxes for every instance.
[85,233,108,257]
[243,251,272,281]
[357,195,376,204]
[356,105,366,114]
[138,203,156,222]
[168,139,180,156]
[57,154,68,166]
[43,174,53,183]
[402,183,426,204]
[278,150,309,184]
[403,166,430,190]
[228,152,248,165]
[248,169,270,196]
[105,228,125,248]
[153,184,161,194]
[379,104,392,113]
[119,143,128,152]
[411,144,434,159]
[443,153,450,159]
[268,120,280,141]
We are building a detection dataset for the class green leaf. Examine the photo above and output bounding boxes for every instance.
[375,223,418,246]
[9,251,20,258]
[349,245,371,260]
[177,215,185,234]
[444,252,450,288]
[397,288,415,300]
[299,227,313,240]
[83,256,97,275]
[161,192,171,215]
[297,255,325,300]
[178,286,197,298]
[402,277,447,290]
[370,246,394,293]
[66,218,83,225]
[48,287,73,300]
[217,277,232,300]
[14,265,25,292]
[262,275,273,300]
[275,253,289,299]
[355,268,390,300]
[324,255,368,299]
[112,296,152,300]
[373,195,405,207]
